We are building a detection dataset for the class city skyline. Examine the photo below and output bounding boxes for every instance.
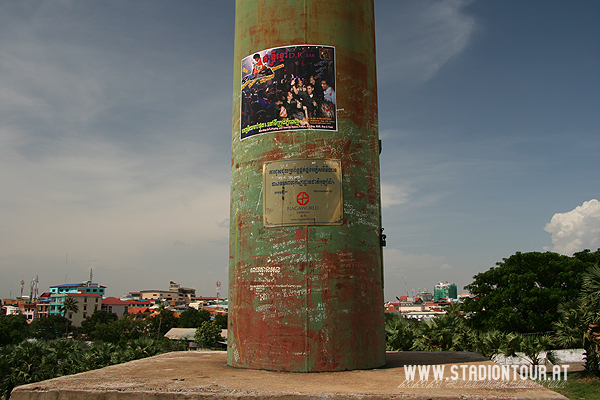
[1,1,599,301]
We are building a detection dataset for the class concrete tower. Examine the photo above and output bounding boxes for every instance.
[228,0,385,372]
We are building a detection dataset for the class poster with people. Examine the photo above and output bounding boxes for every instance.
[240,45,336,140]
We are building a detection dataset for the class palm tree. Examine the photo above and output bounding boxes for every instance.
[581,265,600,324]
[580,265,600,375]
[474,330,509,359]
[552,300,586,349]
[411,317,457,351]
[60,296,79,335]
[516,334,556,366]
[385,315,418,351]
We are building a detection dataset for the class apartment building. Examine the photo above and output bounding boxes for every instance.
[49,293,102,327]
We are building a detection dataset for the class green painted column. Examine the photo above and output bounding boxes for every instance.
[228,0,385,371]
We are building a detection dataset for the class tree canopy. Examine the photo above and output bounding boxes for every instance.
[80,310,119,340]
[214,313,228,329]
[29,315,71,340]
[463,250,597,333]
[0,314,29,346]
[91,315,146,343]
[145,307,177,339]
[194,321,222,348]
[177,308,211,328]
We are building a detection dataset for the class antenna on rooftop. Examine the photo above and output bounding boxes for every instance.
[90,268,93,284]
[216,280,221,309]
[34,276,38,301]
[29,279,35,303]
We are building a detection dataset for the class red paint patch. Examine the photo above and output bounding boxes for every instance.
[295,228,309,242]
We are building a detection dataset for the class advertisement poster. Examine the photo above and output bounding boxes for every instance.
[263,159,342,227]
[241,45,336,140]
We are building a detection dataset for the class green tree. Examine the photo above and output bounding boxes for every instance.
[0,337,187,400]
[581,265,600,327]
[194,321,223,348]
[60,296,79,335]
[411,315,461,351]
[80,310,118,339]
[573,248,600,266]
[178,308,211,328]
[552,300,587,349]
[463,251,589,333]
[580,264,600,375]
[1,340,52,399]
[384,307,475,353]
[92,315,146,344]
[29,315,71,340]
[214,313,228,329]
[515,334,556,366]
[471,330,511,359]
[0,314,29,346]
[385,314,419,351]
[145,307,177,339]
[60,296,79,316]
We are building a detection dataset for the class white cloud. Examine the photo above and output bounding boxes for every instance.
[0,2,236,299]
[376,0,477,85]
[544,199,600,255]
[381,182,413,208]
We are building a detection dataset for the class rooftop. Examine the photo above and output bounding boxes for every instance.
[51,293,102,297]
[101,297,129,305]
[50,283,106,288]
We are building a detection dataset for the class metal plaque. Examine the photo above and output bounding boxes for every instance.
[263,159,342,227]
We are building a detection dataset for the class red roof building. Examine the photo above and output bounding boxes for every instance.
[101,297,131,318]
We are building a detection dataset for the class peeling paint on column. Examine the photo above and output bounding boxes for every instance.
[228,0,385,372]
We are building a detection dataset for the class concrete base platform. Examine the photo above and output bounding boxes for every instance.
[12,351,567,400]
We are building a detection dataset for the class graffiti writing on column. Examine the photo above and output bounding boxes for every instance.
[240,45,336,139]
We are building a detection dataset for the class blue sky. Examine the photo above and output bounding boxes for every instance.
[1,0,599,301]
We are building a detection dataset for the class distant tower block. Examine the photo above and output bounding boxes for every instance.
[228,0,385,372]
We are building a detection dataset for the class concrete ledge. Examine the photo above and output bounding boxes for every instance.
[11,351,567,400]
[493,349,585,365]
